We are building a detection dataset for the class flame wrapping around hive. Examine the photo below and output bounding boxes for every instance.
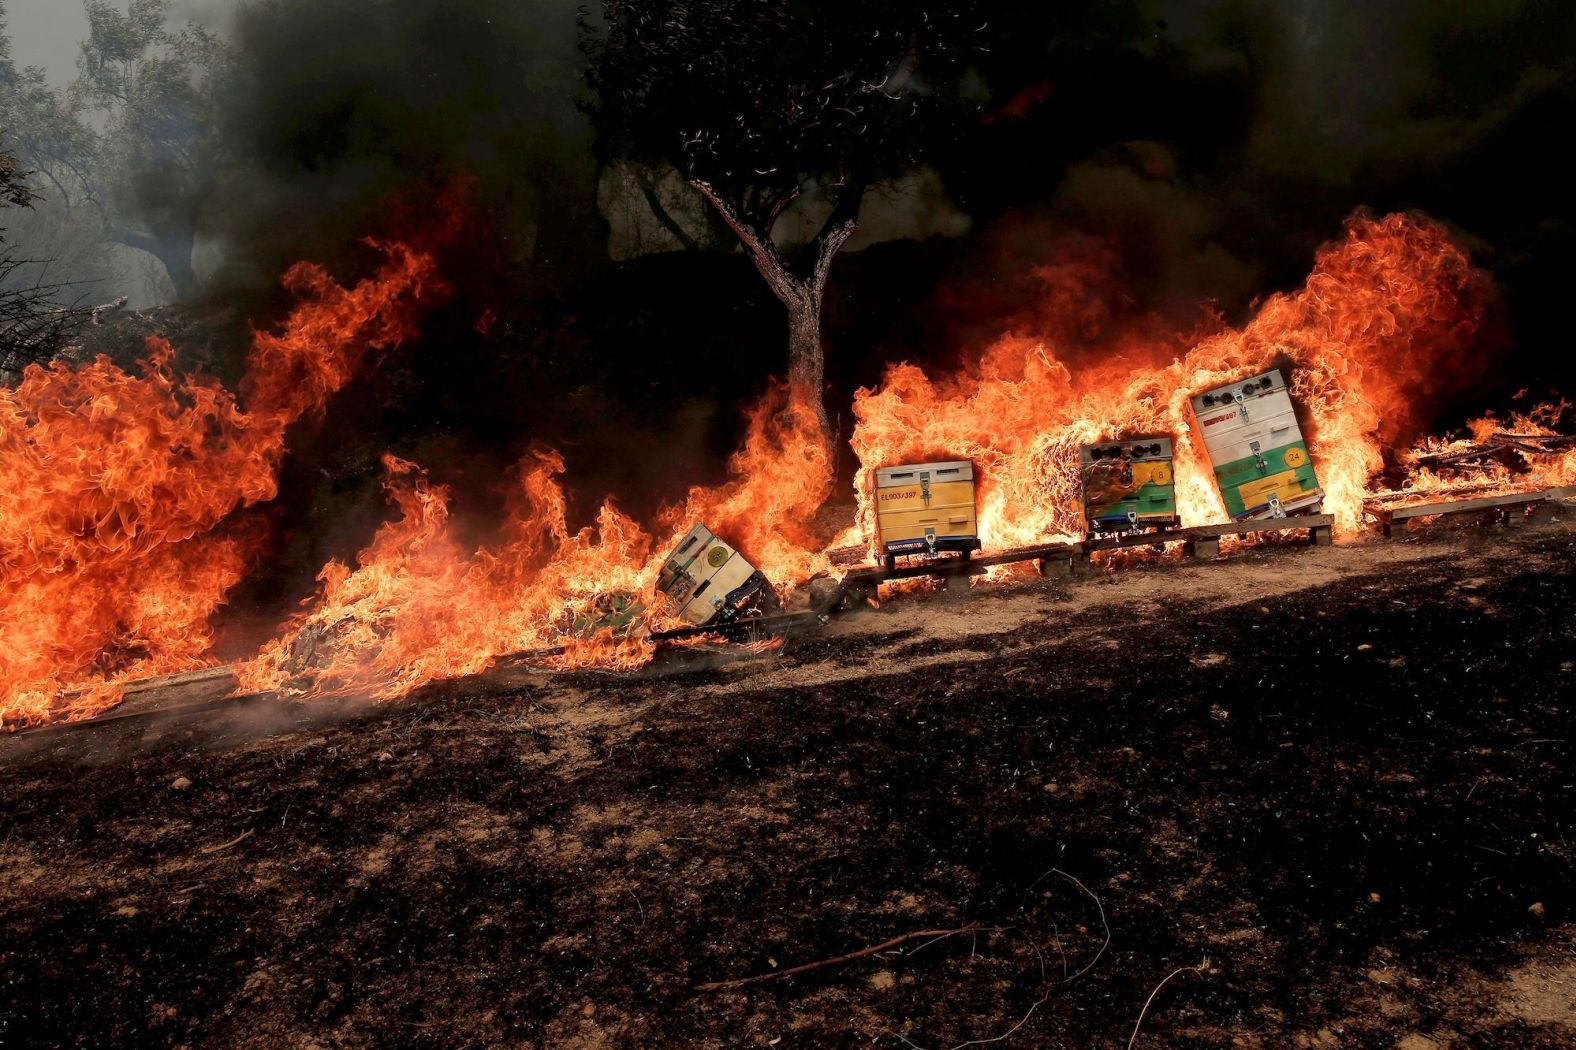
[235,381,833,699]
[233,212,1515,703]
[11,209,1561,723]
[0,242,441,727]
[850,212,1493,546]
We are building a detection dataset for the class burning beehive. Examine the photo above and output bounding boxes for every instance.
[1191,369,1324,520]
[873,461,982,569]
[7,211,1558,730]
[1078,437,1179,534]
[656,524,780,627]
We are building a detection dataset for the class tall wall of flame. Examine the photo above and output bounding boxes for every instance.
[850,213,1491,545]
[0,243,440,727]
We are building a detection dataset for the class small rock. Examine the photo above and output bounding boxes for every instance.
[170,776,192,791]
[1368,892,1382,904]
[1044,783,1059,794]
[1357,644,1374,652]
[1528,901,1546,919]
[376,751,395,763]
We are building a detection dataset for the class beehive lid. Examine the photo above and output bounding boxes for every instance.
[1079,437,1174,465]
[1191,369,1285,415]
[874,461,974,488]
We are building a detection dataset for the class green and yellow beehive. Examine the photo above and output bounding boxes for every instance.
[1078,437,1179,534]
[1190,369,1323,520]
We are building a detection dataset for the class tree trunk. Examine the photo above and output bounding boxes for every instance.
[156,238,200,302]
[785,288,833,446]
[116,226,200,302]
[687,177,855,454]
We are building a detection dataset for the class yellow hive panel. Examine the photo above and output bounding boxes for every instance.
[875,479,978,546]
[1236,469,1314,506]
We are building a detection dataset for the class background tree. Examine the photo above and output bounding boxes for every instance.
[581,0,982,446]
[75,0,227,299]
[0,0,227,301]
[1,147,88,380]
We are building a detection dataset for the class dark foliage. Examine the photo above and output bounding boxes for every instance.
[1,148,87,376]
[582,0,983,250]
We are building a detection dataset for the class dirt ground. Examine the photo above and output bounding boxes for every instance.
[2,520,1574,1048]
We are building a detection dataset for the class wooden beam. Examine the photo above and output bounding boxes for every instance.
[57,663,238,703]
[1183,513,1335,539]
[16,689,286,737]
[1387,489,1546,523]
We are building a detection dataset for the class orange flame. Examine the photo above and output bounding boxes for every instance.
[0,242,440,728]
[234,213,1511,704]
[1390,400,1576,502]
[235,382,832,700]
[850,212,1492,545]
[15,210,1554,722]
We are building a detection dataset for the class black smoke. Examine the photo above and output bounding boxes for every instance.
[175,0,1576,622]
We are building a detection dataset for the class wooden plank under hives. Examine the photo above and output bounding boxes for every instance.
[1373,487,1567,537]
[1078,513,1335,562]
[839,540,1079,582]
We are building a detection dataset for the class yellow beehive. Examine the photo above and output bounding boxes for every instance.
[873,461,981,568]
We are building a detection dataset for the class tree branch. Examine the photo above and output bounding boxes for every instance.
[765,186,803,235]
[112,227,163,257]
[690,177,804,307]
[632,166,700,252]
[810,177,866,295]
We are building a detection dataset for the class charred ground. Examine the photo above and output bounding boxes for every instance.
[2,525,1574,1048]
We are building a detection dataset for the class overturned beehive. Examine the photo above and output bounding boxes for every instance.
[656,524,779,628]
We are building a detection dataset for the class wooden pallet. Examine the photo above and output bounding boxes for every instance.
[832,541,1080,601]
[1077,513,1333,561]
[1372,486,1576,537]
[831,515,1334,599]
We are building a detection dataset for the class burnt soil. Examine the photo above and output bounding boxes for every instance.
[2,525,1574,1048]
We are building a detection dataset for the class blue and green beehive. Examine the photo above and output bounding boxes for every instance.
[1078,437,1180,533]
